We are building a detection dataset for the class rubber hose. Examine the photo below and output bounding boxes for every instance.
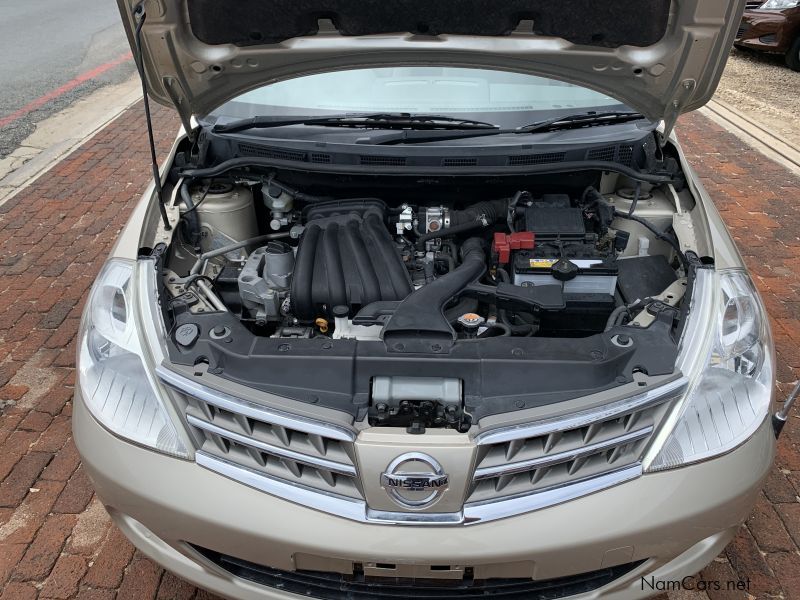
[415,199,509,249]
[179,182,202,249]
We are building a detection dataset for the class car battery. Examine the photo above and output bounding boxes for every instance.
[513,254,618,295]
[511,201,618,295]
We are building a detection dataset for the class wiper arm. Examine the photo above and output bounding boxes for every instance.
[518,111,647,134]
[374,111,647,145]
[213,113,499,134]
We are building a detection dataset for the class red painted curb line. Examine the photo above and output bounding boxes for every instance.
[0,51,134,129]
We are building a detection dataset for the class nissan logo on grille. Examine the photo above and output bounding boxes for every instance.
[380,452,449,509]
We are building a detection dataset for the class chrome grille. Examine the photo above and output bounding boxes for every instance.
[158,367,363,501]
[466,378,687,506]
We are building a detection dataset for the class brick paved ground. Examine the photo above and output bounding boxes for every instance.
[0,103,798,599]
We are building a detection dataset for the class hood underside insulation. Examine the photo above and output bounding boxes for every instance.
[187,0,671,48]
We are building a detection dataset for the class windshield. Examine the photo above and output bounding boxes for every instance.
[209,67,630,125]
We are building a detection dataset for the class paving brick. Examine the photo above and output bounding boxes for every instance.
[746,492,796,552]
[765,551,800,600]
[74,589,117,600]
[725,526,783,598]
[41,554,89,599]
[762,469,800,504]
[13,513,78,581]
[52,467,94,514]
[40,439,81,482]
[698,558,750,600]
[0,451,52,508]
[776,502,800,548]
[156,571,196,600]
[0,581,38,600]
[0,479,66,545]
[0,384,29,401]
[65,498,110,556]
[40,299,78,329]
[82,526,136,589]
[0,429,39,481]
[0,542,27,587]
[18,410,54,432]
[116,553,163,600]
[32,414,72,453]
[37,384,74,416]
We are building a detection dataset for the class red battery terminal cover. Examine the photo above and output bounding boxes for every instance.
[493,232,535,265]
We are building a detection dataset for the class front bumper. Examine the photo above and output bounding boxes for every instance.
[735,10,797,53]
[73,385,775,600]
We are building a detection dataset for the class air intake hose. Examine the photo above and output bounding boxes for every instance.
[415,199,509,248]
[384,238,486,352]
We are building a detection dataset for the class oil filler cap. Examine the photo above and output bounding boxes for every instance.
[551,258,579,282]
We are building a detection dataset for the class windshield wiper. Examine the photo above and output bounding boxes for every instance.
[373,111,648,145]
[517,111,647,134]
[213,113,499,134]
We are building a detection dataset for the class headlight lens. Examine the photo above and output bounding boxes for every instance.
[760,0,798,9]
[647,270,774,471]
[77,259,188,457]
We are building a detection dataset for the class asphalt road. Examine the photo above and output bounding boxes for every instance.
[0,0,136,158]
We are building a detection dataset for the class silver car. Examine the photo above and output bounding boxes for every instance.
[73,0,793,598]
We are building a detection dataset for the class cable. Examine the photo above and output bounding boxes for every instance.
[628,181,641,217]
[613,209,689,271]
[182,182,211,216]
[189,232,292,275]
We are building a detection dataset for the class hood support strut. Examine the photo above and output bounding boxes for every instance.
[133,3,171,231]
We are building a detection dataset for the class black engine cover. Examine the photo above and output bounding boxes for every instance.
[291,206,412,320]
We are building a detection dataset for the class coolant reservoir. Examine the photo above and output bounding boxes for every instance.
[191,183,258,256]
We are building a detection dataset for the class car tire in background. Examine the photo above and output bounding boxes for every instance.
[786,37,800,71]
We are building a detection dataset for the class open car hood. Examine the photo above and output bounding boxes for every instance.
[118,0,745,137]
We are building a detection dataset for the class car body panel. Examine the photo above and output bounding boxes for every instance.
[74,391,774,599]
[117,0,747,136]
[735,6,800,53]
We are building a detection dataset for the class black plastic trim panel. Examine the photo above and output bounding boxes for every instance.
[191,544,646,600]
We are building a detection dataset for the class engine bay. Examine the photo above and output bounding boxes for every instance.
[164,180,687,342]
[152,139,703,427]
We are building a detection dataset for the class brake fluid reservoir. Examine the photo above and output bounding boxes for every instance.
[192,183,258,258]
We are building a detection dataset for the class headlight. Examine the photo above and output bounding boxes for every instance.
[647,270,774,471]
[77,259,188,457]
[759,0,798,9]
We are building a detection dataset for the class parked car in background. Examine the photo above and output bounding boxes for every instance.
[735,0,800,70]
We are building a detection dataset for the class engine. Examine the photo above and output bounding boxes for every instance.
[165,179,681,343]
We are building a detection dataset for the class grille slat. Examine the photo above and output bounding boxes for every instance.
[186,414,357,476]
[158,365,686,524]
[468,379,687,505]
[474,426,653,481]
[158,367,361,501]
